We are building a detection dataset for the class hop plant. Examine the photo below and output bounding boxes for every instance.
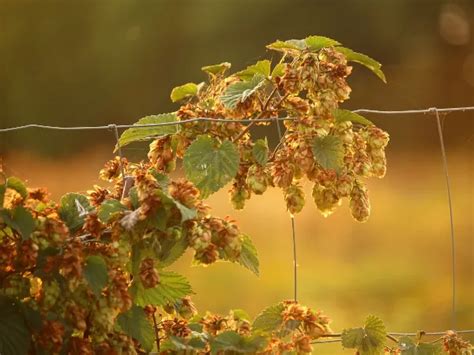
[246,164,270,195]
[139,258,160,289]
[0,35,423,355]
[284,183,306,214]
[312,183,340,217]
[349,180,371,222]
[443,331,473,354]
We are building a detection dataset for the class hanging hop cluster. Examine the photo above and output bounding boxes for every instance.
[147,35,390,222]
[187,216,242,264]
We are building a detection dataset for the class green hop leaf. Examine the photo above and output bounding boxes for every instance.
[201,62,231,75]
[210,331,267,354]
[304,35,341,51]
[0,184,5,208]
[117,305,154,352]
[231,309,251,321]
[220,74,266,109]
[312,135,345,172]
[235,60,271,81]
[131,271,193,307]
[335,46,386,83]
[252,138,269,166]
[83,255,108,297]
[116,113,178,150]
[333,108,373,126]
[271,62,286,78]
[266,39,306,52]
[128,187,140,210]
[0,206,35,240]
[267,35,339,53]
[173,200,197,222]
[162,335,207,352]
[0,296,31,355]
[6,177,28,199]
[252,302,285,334]
[183,136,240,198]
[398,336,443,355]
[58,193,92,233]
[157,231,189,268]
[150,169,170,190]
[342,315,387,355]
[97,199,127,223]
[170,82,199,102]
[238,234,259,276]
[19,304,42,332]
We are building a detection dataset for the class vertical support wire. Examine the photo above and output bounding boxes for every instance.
[273,117,298,303]
[432,108,456,330]
[291,215,298,302]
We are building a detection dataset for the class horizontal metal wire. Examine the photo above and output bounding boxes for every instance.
[311,330,474,345]
[388,330,474,336]
[0,106,473,133]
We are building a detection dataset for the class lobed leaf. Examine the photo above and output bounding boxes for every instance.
[238,234,259,276]
[83,255,108,297]
[0,206,35,240]
[335,46,386,83]
[252,138,269,166]
[0,297,30,355]
[6,177,28,199]
[266,39,306,52]
[342,315,387,355]
[58,193,92,233]
[162,335,207,352]
[97,199,127,223]
[131,271,193,307]
[150,169,170,190]
[305,35,341,51]
[312,135,345,172]
[201,62,231,76]
[220,74,266,109]
[271,62,286,78]
[334,108,373,126]
[231,309,251,321]
[210,331,267,354]
[252,302,285,334]
[157,232,189,268]
[0,184,5,208]
[117,305,154,352]
[183,136,240,198]
[170,82,199,102]
[116,113,178,150]
[398,336,443,355]
[235,60,271,81]
[174,200,197,222]
[267,35,339,53]
[19,304,42,332]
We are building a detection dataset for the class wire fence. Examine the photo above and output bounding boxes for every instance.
[1,106,473,133]
[1,106,473,339]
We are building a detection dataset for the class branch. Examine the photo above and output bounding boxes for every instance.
[152,312,160,352]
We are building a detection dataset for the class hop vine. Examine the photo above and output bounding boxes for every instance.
[0,35,469,355]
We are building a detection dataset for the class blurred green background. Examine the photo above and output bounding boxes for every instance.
[0,0,473,353]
